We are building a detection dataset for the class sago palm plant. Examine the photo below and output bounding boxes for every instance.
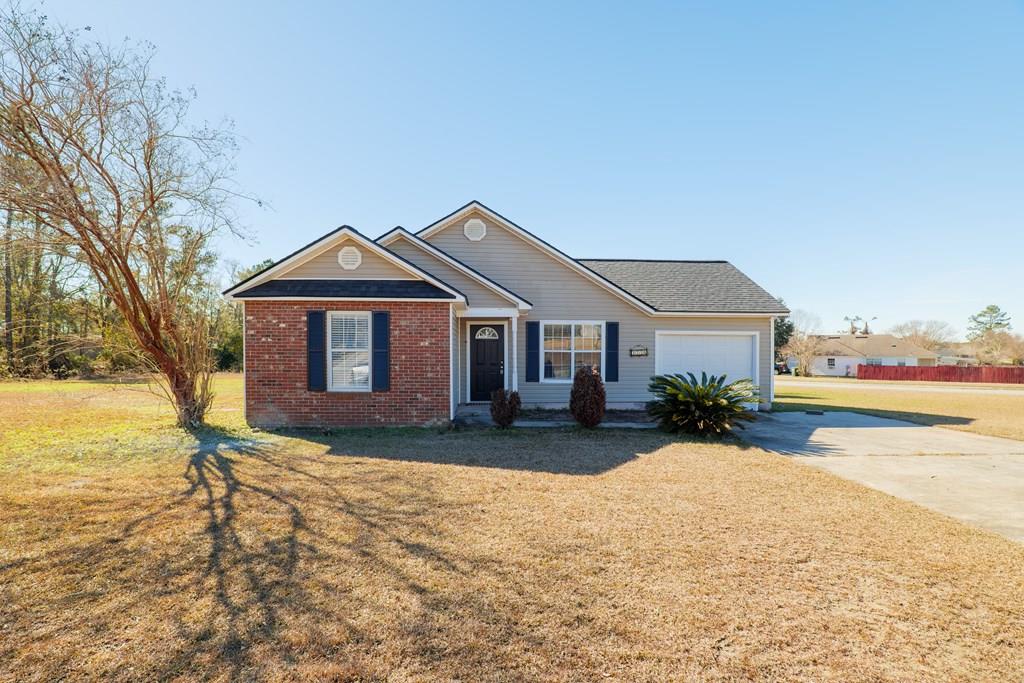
[646,372,758,436]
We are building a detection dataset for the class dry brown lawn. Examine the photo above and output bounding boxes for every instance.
[2,376,1024,681]
[774,380,1024,441]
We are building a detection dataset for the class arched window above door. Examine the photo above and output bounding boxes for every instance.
[474,326,499,340]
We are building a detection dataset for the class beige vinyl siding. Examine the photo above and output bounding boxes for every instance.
[386,238,513,308]
[427,211,773,405]
[283,237,414,280]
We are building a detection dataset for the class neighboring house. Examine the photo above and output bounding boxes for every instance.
[223,201,788,426]
[795,334,939,377]
[935,343,980,367]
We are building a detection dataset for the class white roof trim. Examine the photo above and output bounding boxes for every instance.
[417,201,657,315]
[223,226,466,302]
[456,307,520,318]
[231,297,462,303]
[377,227,532,311]
[649,311,777,318]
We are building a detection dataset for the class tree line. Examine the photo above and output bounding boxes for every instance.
[0,212,253,378]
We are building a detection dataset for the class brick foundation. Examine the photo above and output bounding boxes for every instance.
[244,300,451,427]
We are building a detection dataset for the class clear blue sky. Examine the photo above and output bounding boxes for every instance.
[49,1,1024,339]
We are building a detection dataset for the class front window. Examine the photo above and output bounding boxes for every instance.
[866,358,883,366]
[328,312,370,391]
[827,358,836,369]
[542,322,603,381]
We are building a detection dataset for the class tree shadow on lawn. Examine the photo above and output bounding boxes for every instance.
[274,425,680,476]
[4,425,642,681]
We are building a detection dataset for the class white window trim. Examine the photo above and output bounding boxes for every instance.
[464,319,509,403]
[327,310,372,393]
[539,320,606,384]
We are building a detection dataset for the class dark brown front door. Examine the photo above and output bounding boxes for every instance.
[470,324,504,402]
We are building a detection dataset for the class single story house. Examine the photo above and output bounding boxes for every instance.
[796,334,939,377]
[935,343,980,367]
[224,201,789,426]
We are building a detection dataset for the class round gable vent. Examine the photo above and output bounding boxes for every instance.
[338,246,362,270]
[463,218,486,241]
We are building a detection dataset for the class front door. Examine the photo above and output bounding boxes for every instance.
[470,324,505,402]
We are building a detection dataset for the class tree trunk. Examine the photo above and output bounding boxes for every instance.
[166,365,203,428]
[2,209,12,372]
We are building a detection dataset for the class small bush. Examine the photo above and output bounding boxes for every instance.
[490,389,521,428]
[569,365,606,428]
[646,372,757,437]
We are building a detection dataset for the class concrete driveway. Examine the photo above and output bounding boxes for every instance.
[742,411,1024,542]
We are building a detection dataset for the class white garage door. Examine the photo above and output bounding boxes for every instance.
[655,332,757,384]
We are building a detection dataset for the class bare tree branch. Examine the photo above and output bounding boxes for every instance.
[0,5,258,425]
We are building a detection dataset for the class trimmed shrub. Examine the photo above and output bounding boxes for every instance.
[646,372,757,436]
[569,365,606,428]
[490,389,521,428]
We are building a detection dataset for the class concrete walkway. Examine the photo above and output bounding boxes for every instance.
[742,411,1024,542]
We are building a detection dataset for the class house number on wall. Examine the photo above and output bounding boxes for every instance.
[629,345,648,357]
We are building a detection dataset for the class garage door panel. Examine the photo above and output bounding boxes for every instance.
[655,333,755,383]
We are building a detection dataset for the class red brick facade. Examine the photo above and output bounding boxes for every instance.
[244,300,451,427]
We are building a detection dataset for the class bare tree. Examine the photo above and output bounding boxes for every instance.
[975,330,1024,366]
[0,7,255,425]
[1010,335,1024,366]
[781,310,824,376]
[889,320,956,351]
[2,208,11,371]
[781,333,824,377]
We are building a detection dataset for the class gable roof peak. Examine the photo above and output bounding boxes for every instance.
[416,201,660,314]
[222,223,466,302]
[376,222,532,310]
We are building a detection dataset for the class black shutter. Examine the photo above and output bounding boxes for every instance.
[526,321,539,383]
[605,322,619,382]
[372,311,390,391]
[307,310,326,392]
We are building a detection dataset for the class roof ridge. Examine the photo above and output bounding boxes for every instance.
[578,258,729,263]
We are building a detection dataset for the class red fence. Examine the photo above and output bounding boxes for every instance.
[856,364,1024,384]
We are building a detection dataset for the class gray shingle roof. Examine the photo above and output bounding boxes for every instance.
[231,279,456,300]
[578,260,789,314]
[815,334,938,359]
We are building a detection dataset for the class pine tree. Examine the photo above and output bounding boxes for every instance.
[968,305,1011,340]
